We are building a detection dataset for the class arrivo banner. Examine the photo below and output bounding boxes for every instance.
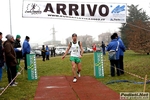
[22,1,127,23]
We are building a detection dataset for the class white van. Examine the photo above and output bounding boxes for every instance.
[55,46,70,55]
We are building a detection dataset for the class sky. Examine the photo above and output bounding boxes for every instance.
[0,0,150,45]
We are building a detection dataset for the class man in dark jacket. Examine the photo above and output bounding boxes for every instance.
[4,34,17,86]
[41,45,46,61]
[14,35,22,74]
[101,41,106,55]
[51,48,53,57]
[53,47,56,57]
[22,36,31,70]
[0,32,4,89]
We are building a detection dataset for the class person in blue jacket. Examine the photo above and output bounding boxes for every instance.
[113,33,126,75]
[107,34,125,77]
[22,36,31,70]
[45,45,50,60]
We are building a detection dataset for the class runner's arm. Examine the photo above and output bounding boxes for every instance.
[80,42,84,56]
[62,43,71,59]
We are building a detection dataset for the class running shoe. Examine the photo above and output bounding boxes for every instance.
[73,78,77,83]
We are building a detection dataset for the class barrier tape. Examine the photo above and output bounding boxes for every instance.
[106,80,150,85]
[110,65,146,80]
[106,65,150,85]
[0,65,24,96]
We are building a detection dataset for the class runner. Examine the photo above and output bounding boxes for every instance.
[62,33,83,83]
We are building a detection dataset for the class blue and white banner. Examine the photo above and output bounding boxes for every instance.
[22,1,127,23]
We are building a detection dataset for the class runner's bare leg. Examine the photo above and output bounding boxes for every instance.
[71,62,76,77]
[77,63,81,72]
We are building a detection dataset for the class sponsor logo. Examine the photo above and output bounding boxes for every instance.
[111,5,125,13]
[25,3,42,14]
[110,18,124,21]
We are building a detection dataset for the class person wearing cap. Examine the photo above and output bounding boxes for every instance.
[22,36,31,70]
[0,32,4,89]
[62,33,84,83]
[3,34,17,86]
[14,35,22,74]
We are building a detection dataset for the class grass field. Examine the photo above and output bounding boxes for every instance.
[0,50,150,100]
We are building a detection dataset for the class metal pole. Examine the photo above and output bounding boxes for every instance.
[53,25,54,44]
[52,25,56,45]
[9,0,12,34]
[143,75,147,92]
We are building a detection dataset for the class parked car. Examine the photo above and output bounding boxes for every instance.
[31,49,42,57]
[30,50,36,54]
[55,47,69,55]
[55,48,63,55]
[34,49,42,57]
[83,47,88,53]
[60,49,66,54]
[83,47,93,53]
[87,47,93,52]
[96,47,101,52]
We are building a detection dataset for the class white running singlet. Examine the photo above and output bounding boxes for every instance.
[70,41,81,57]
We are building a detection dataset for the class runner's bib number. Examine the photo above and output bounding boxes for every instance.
[73,49,78,52]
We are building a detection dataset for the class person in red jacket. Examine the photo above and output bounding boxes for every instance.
[92,44,96,52]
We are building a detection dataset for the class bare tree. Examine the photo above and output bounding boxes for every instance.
[127,20,150,54]
[98,32,112,45]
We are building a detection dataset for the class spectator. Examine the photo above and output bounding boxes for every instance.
[101,41,106,55]
[92,44,96,52]
[4,34,17,86]
[53,47,56,57]
[46,45,50,60]
[51,48,53,57]
[41,45,46,61]
[113,33,126,75]
[0,32,4,89]
[106,34,125,77]
[22,36,31,70]
[2,41,7,72]
[14,35,22,74]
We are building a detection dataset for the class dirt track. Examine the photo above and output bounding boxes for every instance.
[34,76,120,100]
